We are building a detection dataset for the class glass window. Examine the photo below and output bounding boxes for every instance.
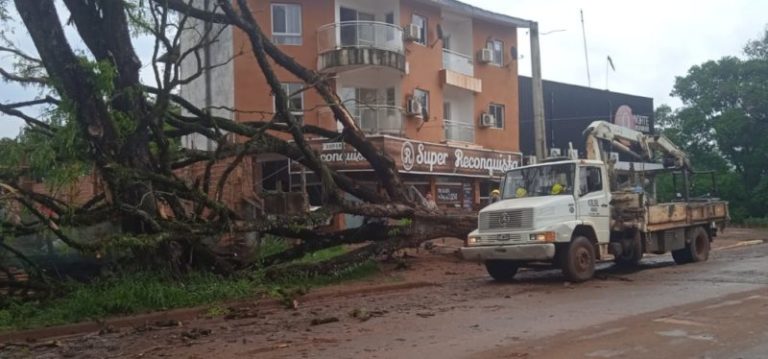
[272,4,302,45]
[411,14,427,45]
[579,167,603,195]
[413,88,429,115]
[502,164,575,199]
[275,83,304,124]
[489,103,504,129]
[486,39,503,66]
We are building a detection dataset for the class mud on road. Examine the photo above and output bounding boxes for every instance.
[2,227,767,359]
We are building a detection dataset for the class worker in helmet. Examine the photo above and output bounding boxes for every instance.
[490,189,501,203]
[551,182,565,195]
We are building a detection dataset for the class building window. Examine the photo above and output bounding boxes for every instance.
[275,83,304,123]
[411,14,427,45]
[271,3,302,45]
[413,88,429,115]
[486,39,503,66]
[488,103,504,129]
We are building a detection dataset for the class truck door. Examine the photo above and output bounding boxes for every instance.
[577,166,611,243]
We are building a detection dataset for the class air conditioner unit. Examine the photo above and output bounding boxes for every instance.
[549,148,562,157]
[405,24,422,41]
[478,48,493,64]
[479,112,495,127]
[406,97,424,118]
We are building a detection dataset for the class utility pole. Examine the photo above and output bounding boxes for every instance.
[530,22,547,160]
[580,9,592,87]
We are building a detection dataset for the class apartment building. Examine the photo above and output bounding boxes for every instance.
[181,0,534,221]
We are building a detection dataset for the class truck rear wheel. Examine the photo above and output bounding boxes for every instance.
[672,227,710,264]
[561,236,596,282]
[485,260,519,282]
[614,231,643,267]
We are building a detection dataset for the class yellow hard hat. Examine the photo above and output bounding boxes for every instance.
[491,189,501,196]
[551,183,563,195]
[515,187,527,198]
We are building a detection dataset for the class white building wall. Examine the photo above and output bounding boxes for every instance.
[179,0,235,150]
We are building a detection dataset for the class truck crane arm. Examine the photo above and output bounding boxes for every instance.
[583,120,691,171]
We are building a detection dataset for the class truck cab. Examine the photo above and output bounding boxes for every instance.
[460,159,612,282]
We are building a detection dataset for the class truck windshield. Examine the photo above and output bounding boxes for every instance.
[502,163,575,199]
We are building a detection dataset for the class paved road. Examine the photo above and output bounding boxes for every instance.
[5,235,768,359]
[263,242,768,359]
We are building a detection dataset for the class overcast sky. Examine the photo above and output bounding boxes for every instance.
[0,0,765,139]
[485,0,766,107]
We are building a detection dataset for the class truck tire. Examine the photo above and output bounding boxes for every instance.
[614,231,643,267]
[672,227,710,264]
[485,260,519,282]
[561,236,596,282]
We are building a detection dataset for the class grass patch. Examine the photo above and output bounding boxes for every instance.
[0,245,378,332]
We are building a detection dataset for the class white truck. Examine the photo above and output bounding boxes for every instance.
[460,121,729,282]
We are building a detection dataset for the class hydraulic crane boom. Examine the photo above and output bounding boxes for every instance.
[583,121,691,171]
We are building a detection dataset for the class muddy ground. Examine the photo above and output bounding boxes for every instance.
[1,227,767,358]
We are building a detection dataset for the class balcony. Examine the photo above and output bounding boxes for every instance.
[445,120,475,143]
[351,104,404,136]
[317,21,406,73]
[442,49,474,76]
[440,49,482,93]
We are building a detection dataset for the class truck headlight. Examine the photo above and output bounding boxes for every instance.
[466,235,479,245]
[530,232,556,242]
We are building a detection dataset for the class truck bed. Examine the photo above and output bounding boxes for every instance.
[611,191,729,233]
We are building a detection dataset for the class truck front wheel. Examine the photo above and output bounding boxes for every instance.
[561,236,596,282]
[485,260,519,282]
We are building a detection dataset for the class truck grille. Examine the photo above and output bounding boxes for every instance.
[479,233,524,242]
[479,209,533,231]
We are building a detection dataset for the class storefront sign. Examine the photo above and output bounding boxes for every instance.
[295,136,522,177]
[614,105,651,133]
[400,141,520,175]
[436,186,461,203]
[322,142,344,151]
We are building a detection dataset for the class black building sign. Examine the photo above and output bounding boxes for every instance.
[518,76,654,157]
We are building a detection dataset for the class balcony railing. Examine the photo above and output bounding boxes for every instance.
[444,120,475,143]
[318,21,404,54]
[350,104,404,135]
[442,48,474,76]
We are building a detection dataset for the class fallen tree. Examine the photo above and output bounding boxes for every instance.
[0,0,477,280]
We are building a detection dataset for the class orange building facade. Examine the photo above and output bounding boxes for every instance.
[181,0,533,223]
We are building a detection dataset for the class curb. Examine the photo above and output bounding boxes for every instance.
[714,239,766,251]
[0,281,435,343]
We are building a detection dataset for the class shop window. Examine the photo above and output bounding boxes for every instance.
[261,160,290,192]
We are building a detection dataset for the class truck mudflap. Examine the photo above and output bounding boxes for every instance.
[460,243,556,262]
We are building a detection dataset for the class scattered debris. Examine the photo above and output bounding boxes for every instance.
[310,317,339,326]
[349,308,387,322]
[181,328,212,340]
[224,306,260,320]
[416,312,435,318]
[154,320,182,328]
[98,325,119,335]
